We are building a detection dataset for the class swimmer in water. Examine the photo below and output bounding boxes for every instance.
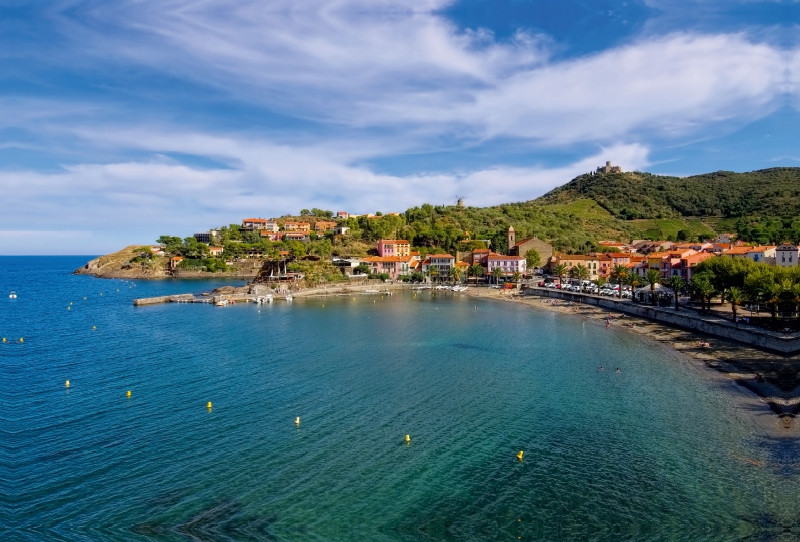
[599,366,604,370]
[615,368,620,373]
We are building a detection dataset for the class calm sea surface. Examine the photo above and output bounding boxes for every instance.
[2,256,799,541]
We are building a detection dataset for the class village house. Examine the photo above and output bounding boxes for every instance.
[241,218,268,230]
[283,232,308,241]
[598,241,630,252]
[336,211,349,219]
[260,231,284,242]
[487,253,527,277]
[361,254,418,280]
[333,226,350,235]
[678,252,715,281]
[377,239,410,257]
[264,220,280,232]
[776,243,799,268]
[472,248,491,266]
[597,253,632,278]
[548,253,600,280]
[422,254,456,278]
[208,246,224,257]
[314,221,337,234]
[715,233,736,244]
[723,245,776,264]
[169,256,184,270]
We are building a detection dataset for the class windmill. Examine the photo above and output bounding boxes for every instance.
[456,195,464,207]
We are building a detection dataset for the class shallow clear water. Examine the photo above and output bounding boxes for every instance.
[2,257,799,541]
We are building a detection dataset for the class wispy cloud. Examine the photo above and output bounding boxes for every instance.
[1,0,799,253]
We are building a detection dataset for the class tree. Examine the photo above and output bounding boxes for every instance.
[157,235,183,255]
[512,271,522,284]
[692,274,716,315]
[627,273,641,302]
[554,263,568,286]
[666,275,686,311]
[428,265,439,283]
[492,266,504,285]
[525,249,541,270]
[450,266,462,284]
[611,264,628,298]
[354,263,370,275]
[573,263,591,283]
[646,269,661,305]
[471,264,485,283]
[761,282,781,319]
[595,276,607,289]
[727,286,744,325]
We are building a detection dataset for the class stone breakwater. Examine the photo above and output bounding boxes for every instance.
[133,282,414,306]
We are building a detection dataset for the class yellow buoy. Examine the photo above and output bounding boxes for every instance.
[2,338,6,343]
[207,401,212,410]
[19,338,23,343]
[517,450,524,461]
[126,390,131,398]
[92,326,96,330]
[70,302,73,305]
[65,380,70,388]
[295,416,300,427]
[67,307,71,310]
[405,434,411,444]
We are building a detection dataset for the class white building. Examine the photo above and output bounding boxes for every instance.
[487,253,527,277]
[776,243,799,268]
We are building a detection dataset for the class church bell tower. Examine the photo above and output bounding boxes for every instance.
[508,226,515,253]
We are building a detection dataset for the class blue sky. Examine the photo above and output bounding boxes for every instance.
[2,0,800,254]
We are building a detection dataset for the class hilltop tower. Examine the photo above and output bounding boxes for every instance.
[508,226,515,252]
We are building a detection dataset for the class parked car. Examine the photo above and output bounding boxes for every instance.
[544,282,556,288]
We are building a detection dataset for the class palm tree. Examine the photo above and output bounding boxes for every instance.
[574,263,590,282]
[472,264,486,284]
[554,263,568,288]
[595,276,607,289]
[512,271,522,284]
[666,275,686,311]
[492,266,504,285]
[428,265,439,283]
[627,273,641,302]
[450,266,462,284]
[611,264,628,298]
[692,276,715,315]
[645,269,661,306]
[727,286,744,326]
[761,282,781,320]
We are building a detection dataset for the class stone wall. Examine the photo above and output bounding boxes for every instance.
[524,287,800,354]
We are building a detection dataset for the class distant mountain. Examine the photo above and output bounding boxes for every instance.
[537,167,800,220]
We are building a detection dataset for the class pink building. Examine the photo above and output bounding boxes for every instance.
[377,240,410,257]
[361,254,418,279]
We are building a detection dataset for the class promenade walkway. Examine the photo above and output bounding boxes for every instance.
[524,287,800,355]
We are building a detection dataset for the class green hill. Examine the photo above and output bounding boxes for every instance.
[538,167,800,220]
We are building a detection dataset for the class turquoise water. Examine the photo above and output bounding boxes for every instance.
[2,257,799,541]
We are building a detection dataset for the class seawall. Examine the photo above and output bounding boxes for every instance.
[524,287,800,355]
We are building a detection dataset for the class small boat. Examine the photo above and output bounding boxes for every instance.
[286,294,293,302]
[365,289,380,293]
[9,291,16,299]
[215,299,228,307]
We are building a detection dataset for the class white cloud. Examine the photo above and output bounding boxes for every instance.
[56,1,794,145]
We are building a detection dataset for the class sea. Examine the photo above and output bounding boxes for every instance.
[2,256,799,541]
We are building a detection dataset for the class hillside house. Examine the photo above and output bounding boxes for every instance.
[487,253,526,277]
[314,221,337,234]
[242,218,268,230]
[260,231,284,242]
[377,240,410,257]
[724,245,776,264]
[208,246,224,257]
[776,243,799,268]
[264,220,280,232]
[423,254,456,279]
[336,211,349,219]
[334,226,350,235]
